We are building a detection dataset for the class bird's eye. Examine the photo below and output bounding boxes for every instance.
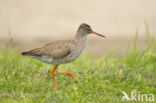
[86,27,91,31]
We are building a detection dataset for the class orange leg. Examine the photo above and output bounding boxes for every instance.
[51,65,58,90]
[50,65,76,90]
[55,72,76,80]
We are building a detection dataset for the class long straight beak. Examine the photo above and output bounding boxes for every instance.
[91,31,105,37]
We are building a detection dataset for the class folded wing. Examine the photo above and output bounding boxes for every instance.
[22,40,71,59]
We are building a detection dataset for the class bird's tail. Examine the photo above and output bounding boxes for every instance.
[21,52,32,56]
[21,48,42,57]
[21,51,41,57]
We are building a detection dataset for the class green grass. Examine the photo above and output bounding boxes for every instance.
[0,24,156,103]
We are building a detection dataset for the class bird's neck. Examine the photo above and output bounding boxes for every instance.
[75,33,87,45]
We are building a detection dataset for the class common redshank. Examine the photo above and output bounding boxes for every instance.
[22,23,105,90]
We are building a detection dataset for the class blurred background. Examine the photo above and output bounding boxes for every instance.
[0,0,156,56]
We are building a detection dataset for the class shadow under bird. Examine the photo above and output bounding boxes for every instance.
[22,23,105,90]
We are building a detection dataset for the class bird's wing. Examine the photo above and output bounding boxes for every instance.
[22,40,72,59]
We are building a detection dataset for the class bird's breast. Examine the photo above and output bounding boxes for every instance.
[68,38,86,60]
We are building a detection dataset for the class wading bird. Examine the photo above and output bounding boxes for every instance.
[22,23,105,90]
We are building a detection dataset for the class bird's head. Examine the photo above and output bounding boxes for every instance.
[77,23,105,38]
